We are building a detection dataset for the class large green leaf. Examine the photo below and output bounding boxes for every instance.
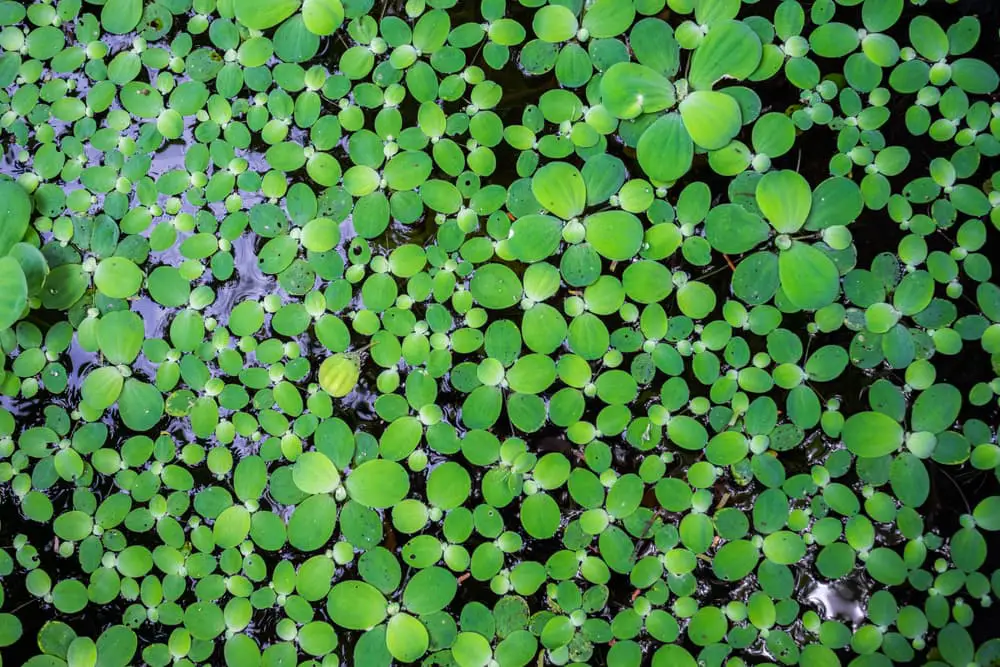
[600,62,676,119]
[704,204,769,254]
[582,0,635,38]
[0,256,27,331]
[910,384,961,433]
[101,0,143,34]
[0,180,30,255]
[778,243,840,311]
[293,452,341,495]
[585,211,643,260]
[531,162,586,220]
[386,613,429,663]
[507,215,563,263]
[842,411,904,458]
[327,581,388,630]
[234,0,301,30]
[689,20,763,90]
[117,379,165,432]
[346,460,410,508]
[637,113,693,183]
[757,170,812,234]
[302,0,344,35]
[81,367,124,412]
[471,264,523,309]
[679,91,742,150]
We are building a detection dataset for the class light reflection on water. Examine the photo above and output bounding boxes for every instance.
[804,580,867,626]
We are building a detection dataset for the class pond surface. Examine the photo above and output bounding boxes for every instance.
[2,0,1000,665]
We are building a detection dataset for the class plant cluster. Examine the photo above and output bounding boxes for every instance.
[1,0,1000,665]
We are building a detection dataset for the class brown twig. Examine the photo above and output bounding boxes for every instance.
[715,491,731,510]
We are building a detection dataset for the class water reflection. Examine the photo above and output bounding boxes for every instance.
[803,579,867,626]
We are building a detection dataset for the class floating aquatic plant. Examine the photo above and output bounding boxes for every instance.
[1,0,1000,665]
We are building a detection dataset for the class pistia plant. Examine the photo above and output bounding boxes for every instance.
[2,0,1000,665]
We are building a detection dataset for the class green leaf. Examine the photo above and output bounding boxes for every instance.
[704,204,769,254]
[471,264,523,309]
[751,112,796,159]
[585,211,643,260]
[809,22,860,58]
[117,379,164,432]
[938,623,974,667]
[676,281,717,320]
[910,384,961,433]
[234,0,301,30]
[0,614,21,648]
[319,353,361,398]
[890,453,928,508]
[757,171,812,233]
[631,18,681,77]
[385,151,433,191]
[842,411,903,458]
[266,142,307,171]
[427,462,471,509]
[8,243,47,296]
[293,452,341,495]
[507,214,563,263]
[732,252,780,305]
[302,0,344,36]
[679,90,742,150]
[909,15,948,61]
[668,415,708,451]
[0,256,27,331]
[531,162,586,220]
[95,625,137,667]
[687,606,728,645]
[804,177,864,230]
[101,0,142,34]
[541,616,574,650]
[652,646,697,667]
[214,505,252,549]
[637,113,693,183]
[452,632,494,667]
[762,531,806,565]
[0,180,31,255]
[973,496,1000,531]
[94,257,143,299]
[689,20,762,90]
[41,264,87,311]
[816,543,855,579]
[951,58,999,95]
[346,459,410,508]
[600,62,675,119]
[288,493,337,551]
[712,540,760,581]
[778,242,840,310]
[951,527,986,572]
[81,367,124,412]
[327,581,388,630]
[506,354,557,394]
[532,4,578,43]
[402,567,457,614]
[520,493,560,539]
[583,0,634,37]
[386,613,429,663]
[863,0,903,32]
